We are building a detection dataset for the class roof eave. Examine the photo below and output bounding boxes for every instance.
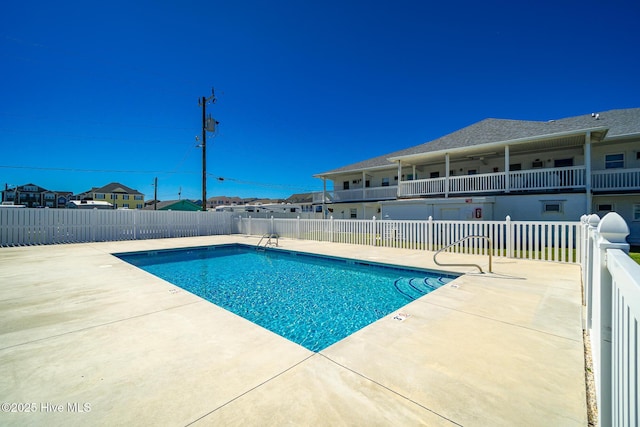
[388,126,610,164]
[314,163,398,179]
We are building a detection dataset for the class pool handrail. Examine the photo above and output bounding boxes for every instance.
[256,233,279,250]
[433,235,492,273]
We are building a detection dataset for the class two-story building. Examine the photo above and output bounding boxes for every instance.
[76,182,145,209]
[1,184,73,208]
[314,108,640,244]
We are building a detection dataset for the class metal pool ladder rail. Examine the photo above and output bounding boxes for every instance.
[256,233,279,250]
[433,235,492,273]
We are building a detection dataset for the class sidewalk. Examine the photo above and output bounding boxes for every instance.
[0,236,587,426]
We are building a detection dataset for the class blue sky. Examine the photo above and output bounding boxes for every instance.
[1,0,639,201]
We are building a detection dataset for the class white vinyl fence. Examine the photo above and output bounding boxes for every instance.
[582,212,640,427]
[0,208,234,246]
[235,215,582,263]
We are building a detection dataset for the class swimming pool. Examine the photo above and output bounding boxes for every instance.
[116,244,458,352]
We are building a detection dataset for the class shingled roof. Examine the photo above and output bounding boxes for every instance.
[82,182,143,195]
[316,108,640,176]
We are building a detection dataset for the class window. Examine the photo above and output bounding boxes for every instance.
[605,153,624,169]
[123,194,130,200]
[634,204,640,221]
[509,163,522,171]
[406,174,414,180]
[532,160,544,168]
[430,171,440,178]
[365,180,370,188]
[381,178,389,187]
[542,201,563,213]
[95,194,105,200]
[597,204,614,212]
[134,195,143,200]
[554,158,573,168]
[467,169,477,175]
[343,181,349,190]
[110,194,117,200]
[136,204,143,209]
[123,204,129,208]
[350,208,357,218]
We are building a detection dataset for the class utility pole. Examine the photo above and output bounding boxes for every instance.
[198,88,218,211]
[153,177,158,210]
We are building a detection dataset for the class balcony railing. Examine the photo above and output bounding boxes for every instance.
[592,168,640,191]
[315,167,640,203]
[323,185,398,203]
[402,166,586,197]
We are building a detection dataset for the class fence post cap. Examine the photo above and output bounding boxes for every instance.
[597,212,629,243]
[587,214,600,227]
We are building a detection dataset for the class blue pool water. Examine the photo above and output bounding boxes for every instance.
[116,245,458,352]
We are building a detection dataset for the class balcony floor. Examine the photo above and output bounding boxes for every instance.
[0,236,587,426]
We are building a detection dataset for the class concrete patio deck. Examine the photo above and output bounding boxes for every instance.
[0,235,587,426]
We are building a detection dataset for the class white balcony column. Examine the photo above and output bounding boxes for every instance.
[504,145,510,193]
[322,177,327,218]
[585,131,592,213]
[445,154,450,198]
[412,165,416,180]
[396,161,402,198]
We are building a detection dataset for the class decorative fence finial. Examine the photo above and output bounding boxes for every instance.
[597,212,629,244]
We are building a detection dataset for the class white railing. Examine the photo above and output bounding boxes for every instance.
[235,216,582,263]
[312,192,331,203]
[592,168,640,191]
[582,212,639,427]
[449,172,505,194]
[320,168,639,202]
[0,208,234,246]
[397,165,589,197]
[400,177,445,197]
[333,186,398,202]
[509,166,586,191]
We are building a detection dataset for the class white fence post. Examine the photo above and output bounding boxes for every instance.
[296,216,300,239]
[592,212,630,426]
[584,214,600,325]
[427,216,433,251]
[371,216,377,246]
[505,215,512,258]
[330,216,334,242]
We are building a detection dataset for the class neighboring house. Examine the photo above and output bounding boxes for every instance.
[76,182,145,209]
[1,183,72,208]
[143,199,202,211]
[286,192,322,216]
[313,108,640,243]
[207,196,248,210]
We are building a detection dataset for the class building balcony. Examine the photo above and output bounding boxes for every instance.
[313,167,640,203]
[402,166,588,197]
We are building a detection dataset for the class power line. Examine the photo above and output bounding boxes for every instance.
[0,164,318,192]
[0,112,194,132]
[0,164,197,175]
